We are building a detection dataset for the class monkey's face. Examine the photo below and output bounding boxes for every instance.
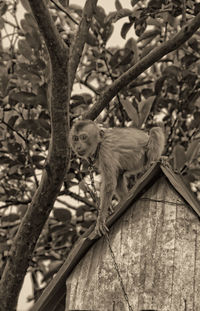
[70,123,102,159]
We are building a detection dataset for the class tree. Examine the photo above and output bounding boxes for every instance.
[0,0,200,310]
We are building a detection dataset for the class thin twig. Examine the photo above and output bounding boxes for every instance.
[56,197,77,210]
[2,17,20,29]
[50,0,79,25]
[60,189,95,207]
[0,119,27,143]
[182,0,186,24]
[76,76,100,95]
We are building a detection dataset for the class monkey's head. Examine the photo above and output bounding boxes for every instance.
[69,120,104,159]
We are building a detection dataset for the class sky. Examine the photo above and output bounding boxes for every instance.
[11,0,134,310]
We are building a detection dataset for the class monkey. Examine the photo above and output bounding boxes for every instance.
[69,119,165,236]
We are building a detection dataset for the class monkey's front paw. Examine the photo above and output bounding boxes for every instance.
[94,215,109,236]
[160,156,170,167]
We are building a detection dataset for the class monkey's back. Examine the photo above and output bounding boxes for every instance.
[98,127,149,174]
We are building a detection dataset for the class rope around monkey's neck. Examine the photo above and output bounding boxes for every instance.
[88,142,101,167]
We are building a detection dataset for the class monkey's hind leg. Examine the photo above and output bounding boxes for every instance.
[115,173,128,202]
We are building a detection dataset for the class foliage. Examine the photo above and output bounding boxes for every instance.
[0,0,200,305]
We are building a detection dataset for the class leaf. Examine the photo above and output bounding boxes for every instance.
[8,115,18,128]
[35,85,48,107]
[71,93,92,106]
[135,21,147,37]
[121,99,139,127]
[20,19,33,34]
[76,205,92,217]
[16,69,41,85]
[58,0,69,7]
[79,180,89,193]
[116,49,133,67]
[188,37,199,52]
[0,156,12,164]
[125,38,138,62]
[194,97,200,108]
[94,6,106,26]
[16,119,50,138]
[9,92,37,106]
[190,111,200,129]
[0,243,10,252]
[86,32,98,46]
[0,3,8,16]
[42,261,63,283]
[121,22,133,39]
[155,76,166,94]
[172,144,187,172]
[0,17,4,29]
[24,13,38,29]
[138,28,161,42]
[115,0,123,10]
[194,3,200,15]
[138,96,155,127]
[147,16,162,28]
[69,4,82,16]
[17,62,44,76]
[0,73,9,97]
[140,44,154,58]
[25,31,41,50]
[7,143,22,154]
[101,24,114,42]
[53,208,72,222]
[181,54,198,67]
[131,0,139,7]
[18,39,33,60]
[2,213,20,223]
[186,141,200,165]
[105,9,133,24]
[187,168,200,179]
[20,0,31,12]
[64,173,76,181]
[32,155,45,165]
[163,65,181,77]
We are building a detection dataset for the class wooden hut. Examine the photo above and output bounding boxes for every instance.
[31,163,200,311]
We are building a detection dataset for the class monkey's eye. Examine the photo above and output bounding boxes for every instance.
[72,135,79,142]
[80,134,88,141]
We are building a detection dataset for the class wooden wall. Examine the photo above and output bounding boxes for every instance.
[65,177,200,311]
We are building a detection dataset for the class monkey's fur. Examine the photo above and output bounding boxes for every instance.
[69,120,165,236]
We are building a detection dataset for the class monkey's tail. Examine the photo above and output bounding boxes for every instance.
[146,127,165,164]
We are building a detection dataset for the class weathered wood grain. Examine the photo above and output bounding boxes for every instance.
[65,177,200,311]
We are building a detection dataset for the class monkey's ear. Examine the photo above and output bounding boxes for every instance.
[99,129,105,139]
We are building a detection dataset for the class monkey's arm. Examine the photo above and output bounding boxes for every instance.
[94,159,117,236]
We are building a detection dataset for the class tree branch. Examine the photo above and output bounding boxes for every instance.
[69,0,98,92]
[84,12,200,120]
[0,1,70,310]
[27,0,68,64]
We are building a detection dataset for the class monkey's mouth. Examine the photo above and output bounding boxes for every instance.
[78,150,86,156]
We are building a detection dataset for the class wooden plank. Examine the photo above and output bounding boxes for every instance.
[160,165,200,217]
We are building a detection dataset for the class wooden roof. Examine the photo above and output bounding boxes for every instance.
[31,163,200,311]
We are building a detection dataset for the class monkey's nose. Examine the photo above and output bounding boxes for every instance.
[77,145,82,151]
